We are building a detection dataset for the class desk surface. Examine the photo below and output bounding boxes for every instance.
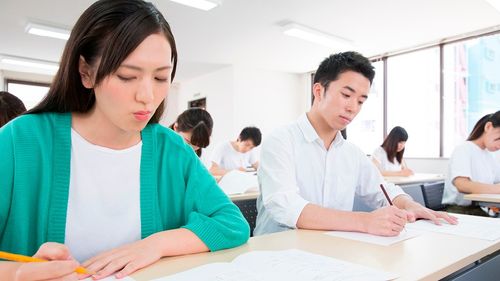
[131,227,500,281]
[228,191,260,201]
[384,173,444,185]
[228,173,445,202]
[464,193,500,204]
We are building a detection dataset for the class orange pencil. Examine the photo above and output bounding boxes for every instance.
[0,251,94,274]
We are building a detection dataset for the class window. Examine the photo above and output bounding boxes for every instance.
[348,60,384,154]
[443,33,500,157]
[386,48,440,158]
[6,80,50,110]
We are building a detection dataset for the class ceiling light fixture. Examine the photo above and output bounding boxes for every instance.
[169,0,219,11]
[25,22,70,40]
[282,23,353,49]
[0,55,59,74]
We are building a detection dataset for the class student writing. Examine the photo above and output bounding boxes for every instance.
[255,52,457,236]
[372,126,414,177]
[0,0,249,279]
[442,110,500,216]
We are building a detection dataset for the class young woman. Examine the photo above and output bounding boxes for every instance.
[372,126,414,177]
[170,108,213,157]
[0,0,249,280]
[442,111,500,216]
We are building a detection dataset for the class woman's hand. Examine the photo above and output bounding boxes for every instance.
[13,242,80,281]
[82,234,164,280]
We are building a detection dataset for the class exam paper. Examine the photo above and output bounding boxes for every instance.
[325,228,421,246]
[406,213,500,241]
[154,249,398,281]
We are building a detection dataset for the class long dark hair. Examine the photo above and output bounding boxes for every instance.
[467,110,500,141]
[170,108,213,156]
[381,126,408,164]
[0,91,27,127]
[27,0,177,124]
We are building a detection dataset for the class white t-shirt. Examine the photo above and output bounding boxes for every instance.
[210,141,258,170]
[254,114,406,235]
[65,129,141,262]
[371,146,402,172]
[442,141,500,206]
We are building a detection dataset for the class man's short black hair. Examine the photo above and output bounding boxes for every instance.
[313,51,375,90]
[239,126,262,146]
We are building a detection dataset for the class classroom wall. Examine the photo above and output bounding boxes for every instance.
[405,158,449,174]
[163,66,236,147]
[232,66,310,139]
[168,66,310,157]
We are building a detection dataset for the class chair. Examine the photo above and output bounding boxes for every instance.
[421,181,446,211]
[233,199,258,237]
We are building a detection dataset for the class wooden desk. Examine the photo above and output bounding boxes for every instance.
[130,227,500,281]
[228,191,259,202]
[464,193,500,209]
[384,173,444,186]
[464,194,500,204]
[227,174,445,202]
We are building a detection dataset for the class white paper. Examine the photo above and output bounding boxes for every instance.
[406,213,500,241]
[154,249,398,281]
[218,170,258,195]
[325,228,421,246]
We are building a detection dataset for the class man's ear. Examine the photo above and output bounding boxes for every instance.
[312,83,324,103]
[173,123,178,131]
[79,56,94,89]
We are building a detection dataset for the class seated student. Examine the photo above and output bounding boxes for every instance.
[210,126,262,176]
[372,126,414,177]
[442,111,500,216]
[0,0,249,279]
[0,91,27,127]
[254,52,456,236]
[170,108,213,157]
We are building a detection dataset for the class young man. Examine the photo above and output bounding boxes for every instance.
[254,52,457,236]
[210,126,262,176]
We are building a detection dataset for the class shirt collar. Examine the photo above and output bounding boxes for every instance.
[297,113,345,148]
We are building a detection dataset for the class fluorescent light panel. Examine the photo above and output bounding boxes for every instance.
[169,0,219,11]
[485,0,500,12]
[0,56,59,72]
[283,23,353,48]
[25,22,70,40]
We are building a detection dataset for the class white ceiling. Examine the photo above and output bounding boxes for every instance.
[1,0,499,82]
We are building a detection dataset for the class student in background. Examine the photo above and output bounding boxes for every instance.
[0,0,249,279]
[0,91,26,127]
[442,111,500,216]
[255,52,456,236]
[210,126,262,176]
[170,108,213,157]
[372,126,414,177]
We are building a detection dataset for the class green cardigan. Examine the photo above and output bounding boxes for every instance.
[0,112,249,256]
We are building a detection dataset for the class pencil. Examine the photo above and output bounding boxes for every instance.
[379,183,393,205]
[380,183,407,233]
[0,251,93,274]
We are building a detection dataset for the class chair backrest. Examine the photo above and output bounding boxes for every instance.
[233,199,258,237]
[421,181,446,211]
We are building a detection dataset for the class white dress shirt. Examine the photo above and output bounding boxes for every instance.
[254,114,406,235]
[210,141,258,170]
[442,141,500,206]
